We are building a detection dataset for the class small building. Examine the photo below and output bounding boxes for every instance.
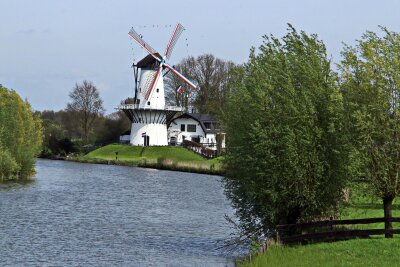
[167,113,225,151]
[119,130,131,144]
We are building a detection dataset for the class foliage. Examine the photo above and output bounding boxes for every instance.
[66,80,104,143]
[339,26,400,236]
[165,54,236,115]
[40,119,76,157]
[0,84,42,179]
[94,111,131,145]
[0,148,19,181]
[222,25,349,239]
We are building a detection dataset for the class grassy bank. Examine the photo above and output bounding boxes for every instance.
[240,194,400,267]
[241,237,400,267]
[76,144,224,175]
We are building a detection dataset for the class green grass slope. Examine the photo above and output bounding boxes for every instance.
[141,146,205,162]
[81,144,224,174]
[242,237,400,267]
[84,144,143,162]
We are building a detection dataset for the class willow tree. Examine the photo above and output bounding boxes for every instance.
[0,84,42,180]
[222,25,349,239]
[340,27,400,238]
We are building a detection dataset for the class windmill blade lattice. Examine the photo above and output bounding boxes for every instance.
[164,63,197,89]
[145,66,163,100]
[128,28,161,61]
[141,71,157,98]
[164,23,185,60]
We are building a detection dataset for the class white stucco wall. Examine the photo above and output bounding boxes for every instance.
[168,118,206,144]
[136,69,166,109]
[130,120,168,146]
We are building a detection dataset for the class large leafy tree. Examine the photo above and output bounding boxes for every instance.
[340,27,400,238]
[223,25,349,239]
[165,54,235,115]
[0,84,42,180]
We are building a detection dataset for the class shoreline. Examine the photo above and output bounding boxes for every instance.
[47,157,226,176]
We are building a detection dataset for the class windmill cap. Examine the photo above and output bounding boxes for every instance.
[137,53,162,68]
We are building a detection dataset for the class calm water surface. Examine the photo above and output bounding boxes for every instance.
[0,159,240,266]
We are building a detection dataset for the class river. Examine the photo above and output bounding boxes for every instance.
[0,159,241,266]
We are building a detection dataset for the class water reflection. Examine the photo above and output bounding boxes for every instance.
[0,178,35,191]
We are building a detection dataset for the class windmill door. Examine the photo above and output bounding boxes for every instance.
[143,135,150,146]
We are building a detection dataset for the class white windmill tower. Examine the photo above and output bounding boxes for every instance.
[119,23,197,146]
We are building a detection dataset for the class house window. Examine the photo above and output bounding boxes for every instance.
[181,124,185,131]
[204,122,211,130]
[187,124,196,132]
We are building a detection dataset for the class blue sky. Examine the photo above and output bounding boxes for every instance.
[1,0,399,113]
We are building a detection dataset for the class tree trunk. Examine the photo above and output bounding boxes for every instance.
[383,196,394,238]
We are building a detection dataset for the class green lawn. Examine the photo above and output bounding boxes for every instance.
[141,146,205,162]
[240,191,400,267]
[241,237,400,267]
[84,144,143,162]
[82,144,224,173]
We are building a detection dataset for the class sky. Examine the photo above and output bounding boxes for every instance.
[1,0,400,113]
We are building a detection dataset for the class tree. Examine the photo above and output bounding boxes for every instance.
[165,54,236,115]
[94,111,131,145]
[40,119,76,157]
[222,25,349,240]
[66,80,104,143]
[340,27,400,238]
[0,84,42,180]
[165,58,196,112]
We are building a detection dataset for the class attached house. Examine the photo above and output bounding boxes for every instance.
[167,113,226,151]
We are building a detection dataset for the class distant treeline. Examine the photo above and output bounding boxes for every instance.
[36,80,130,158]
[37,109,130,158]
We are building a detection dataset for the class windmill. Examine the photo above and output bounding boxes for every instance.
[119,23,197,146]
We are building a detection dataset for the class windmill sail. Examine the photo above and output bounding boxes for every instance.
[165,23,185,60]
[128,28,161,61]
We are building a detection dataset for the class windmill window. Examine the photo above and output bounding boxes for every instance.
[147,101,150,105]
[156,88,159,93]
[140,87,142,92]
[187,124,196,132]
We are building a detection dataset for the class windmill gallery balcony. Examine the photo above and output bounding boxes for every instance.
[118,104,183,112]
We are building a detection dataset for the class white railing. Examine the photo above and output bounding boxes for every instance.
[117,104,184,111]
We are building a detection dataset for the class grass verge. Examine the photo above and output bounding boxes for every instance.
[73,144,224,175]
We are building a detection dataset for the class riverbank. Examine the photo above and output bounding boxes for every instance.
[70,144,225,175]
[239,192,400,267]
